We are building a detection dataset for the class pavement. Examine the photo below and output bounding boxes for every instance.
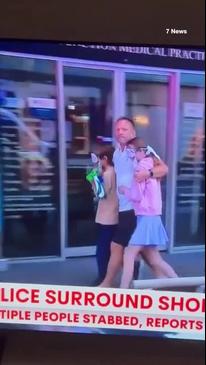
[0,251,204,288]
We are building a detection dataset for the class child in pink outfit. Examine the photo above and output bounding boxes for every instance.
[119,138,177,289]
[124,156,162,216]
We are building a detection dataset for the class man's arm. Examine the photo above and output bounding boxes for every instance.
[153,157,169,178]
[135,158,168,182]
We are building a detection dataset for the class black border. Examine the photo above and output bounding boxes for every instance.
[0,328,204,362]
[0,0,205,46]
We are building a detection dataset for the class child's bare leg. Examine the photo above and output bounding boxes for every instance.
[142,247,178,278]
[120,246,143,289]
[99,242,124,287]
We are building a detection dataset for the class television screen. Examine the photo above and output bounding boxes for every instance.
[0,41,205,341]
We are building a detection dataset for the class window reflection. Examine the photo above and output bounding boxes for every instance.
[175,74,205,246]
[126,73,169,227]
[0,55,60,258]
[64,67,113,247]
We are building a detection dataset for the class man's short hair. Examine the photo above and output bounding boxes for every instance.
[116,116,135,129]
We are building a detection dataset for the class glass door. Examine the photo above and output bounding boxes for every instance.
[63,66,114,256]
[174,73,205,248]
[125,72,170,248]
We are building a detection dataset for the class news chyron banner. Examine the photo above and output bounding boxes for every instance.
[0,283,205,338]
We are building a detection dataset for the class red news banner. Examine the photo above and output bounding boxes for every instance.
[0,283,205,336]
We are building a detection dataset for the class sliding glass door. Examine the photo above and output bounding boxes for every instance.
[62,66,114,256]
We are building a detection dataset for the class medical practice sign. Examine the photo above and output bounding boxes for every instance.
[66,44,205,61]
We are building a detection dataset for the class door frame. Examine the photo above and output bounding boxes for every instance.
[60,60,174,257]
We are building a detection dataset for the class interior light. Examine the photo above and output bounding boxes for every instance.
[133,115,149,126]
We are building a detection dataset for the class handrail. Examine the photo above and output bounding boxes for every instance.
[133,276,205,290]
